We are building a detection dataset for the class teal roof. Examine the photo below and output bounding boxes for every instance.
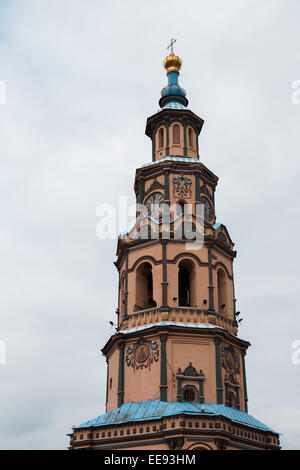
[142,156,199,168]
[119,321,224,336]
[74,400,277,433]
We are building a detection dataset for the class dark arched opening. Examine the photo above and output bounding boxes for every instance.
[188,127,194,148]
[173,124,180,144]
[135,262,156,311]
[178,259,196,307]
[217,268,227,314]
[158,127,164,149]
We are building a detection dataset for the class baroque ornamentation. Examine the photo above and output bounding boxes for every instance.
[217,231,227,245]
[167,437,184,450]
[199,196,214,222]
[215,438,228,451]
[177,362,204,377]
[144,178,165,197]
[126,337,159,371]
[173,174,192,198]
[221,345,240,383]
[199,183,211,198]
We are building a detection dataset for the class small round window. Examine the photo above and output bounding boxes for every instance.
[183,387,196,402]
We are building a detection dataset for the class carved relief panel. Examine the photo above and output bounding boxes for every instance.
[126,337,159,372]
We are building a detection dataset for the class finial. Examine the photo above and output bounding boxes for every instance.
[167,38,177,55]
[164,39,182,74]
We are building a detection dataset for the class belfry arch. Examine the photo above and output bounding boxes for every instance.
[178,259,197,307]
[217,268,227,314]
[134,262,156,311]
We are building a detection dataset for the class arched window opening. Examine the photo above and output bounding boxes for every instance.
[178,259,196,307]
[228,392,236,408]
[173,124,180,144]
[158,127,164,149]
[188,128,194,148]
[217,268,227,314]
[183,387,196,403]
[135,262,156,311]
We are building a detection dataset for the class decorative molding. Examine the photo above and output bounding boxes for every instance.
[173,174,192,198]
[167,437,184,450]
[221,345,240,383]
[217,231,228,245]
[126,337,159,371]
[176,363,205,403]
[215,438,228,450]
[144,179,165,197]
[213,261,233,279]
[178,363,204,378]
[199,183,211,198]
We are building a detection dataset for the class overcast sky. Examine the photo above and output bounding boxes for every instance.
[0,0,299,450]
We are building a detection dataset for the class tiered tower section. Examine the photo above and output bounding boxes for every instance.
[69,50,280,451]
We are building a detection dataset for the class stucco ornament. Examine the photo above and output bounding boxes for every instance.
[173,174,192,198]
[221,345,240,382]
[126,338,159,371]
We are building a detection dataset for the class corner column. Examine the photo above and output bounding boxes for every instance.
[214,338,223,404]
[160,334,168,402]
[124,252,129,317]
[117,342,125,407]
[183,120,187,156]
[242,351,248,412]
[161,240,168,309]
[207,244,215,312]
[166,121,170,156]
[152,129,156,161]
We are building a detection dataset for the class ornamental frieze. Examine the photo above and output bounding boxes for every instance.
[126,337,159,371]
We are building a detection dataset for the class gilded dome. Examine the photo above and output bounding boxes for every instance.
[163,52,182,74]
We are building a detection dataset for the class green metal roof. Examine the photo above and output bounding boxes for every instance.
[74,400,277,433]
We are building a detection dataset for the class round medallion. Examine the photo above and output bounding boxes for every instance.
[134,343,150,364]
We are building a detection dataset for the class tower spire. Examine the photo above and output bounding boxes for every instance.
[159,41,188,108]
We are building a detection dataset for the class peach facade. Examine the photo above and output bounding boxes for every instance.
[105,328,248,413]
[154,121,198,161]
[69,51,280,451]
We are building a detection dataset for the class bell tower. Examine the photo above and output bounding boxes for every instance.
[69,46,280,451]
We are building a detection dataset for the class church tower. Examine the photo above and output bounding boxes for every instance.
[69,45,280,451]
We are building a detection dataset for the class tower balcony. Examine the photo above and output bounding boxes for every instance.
[121,307,238,335]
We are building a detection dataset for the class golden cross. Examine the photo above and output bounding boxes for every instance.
[167,38,176,54]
